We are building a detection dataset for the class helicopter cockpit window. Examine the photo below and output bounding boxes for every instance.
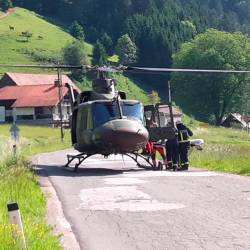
[121,102,144,123]
[93,103,120,128]
[93,102,144,128]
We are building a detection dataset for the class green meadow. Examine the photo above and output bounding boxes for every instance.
[190,126,250,176]
[0,7,93,75]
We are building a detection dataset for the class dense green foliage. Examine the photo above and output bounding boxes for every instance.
[12,0,250,68]
[92,40,108,66]
[172,29,250,124]
[0,0,12,11]
[69,20,85,40]
[115,34,137,65]
[100,33,113,56]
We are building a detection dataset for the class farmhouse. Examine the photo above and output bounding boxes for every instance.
[221,113,250,131]
[0,72,80,124]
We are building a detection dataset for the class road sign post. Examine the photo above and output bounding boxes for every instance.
[7,203,27,249]
[9,122,19,155]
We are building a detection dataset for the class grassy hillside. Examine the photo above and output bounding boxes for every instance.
[0,7,151,104]
[0,7,92,75]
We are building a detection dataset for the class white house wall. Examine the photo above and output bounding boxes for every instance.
[0,106,5,122]
[16,107,35,116]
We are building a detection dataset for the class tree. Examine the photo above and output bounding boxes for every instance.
[0,0,12,11]
[62,40,86,79]
[148,90,160,105]
[92,40,108,66]
[171,29,250,125]
[115,34,137,65]
[100,33,113,56]
[69,20,85,40]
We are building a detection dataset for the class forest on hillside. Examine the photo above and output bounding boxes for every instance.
[10,0,250,68]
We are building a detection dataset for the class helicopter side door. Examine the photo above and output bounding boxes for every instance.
[71,108,78,144]
[76,104,93,147]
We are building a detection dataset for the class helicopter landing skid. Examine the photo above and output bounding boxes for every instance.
[64,153,93,172]
[125,153,159,170]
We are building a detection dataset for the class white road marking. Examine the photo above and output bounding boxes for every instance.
[123,171,220,178]
[79,186,186,212]
[104,178,147,185]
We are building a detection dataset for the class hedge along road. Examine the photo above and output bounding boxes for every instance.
[33,149,250,250]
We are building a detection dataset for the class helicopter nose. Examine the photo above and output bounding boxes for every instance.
[98,119,149,153]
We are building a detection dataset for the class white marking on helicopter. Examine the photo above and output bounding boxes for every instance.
[79,186,186,212]
[123,171,220,178]
[104,178,147,185]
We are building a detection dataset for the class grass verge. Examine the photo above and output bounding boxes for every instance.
[190,126,250,176]
[0,125,72,249]
[0,157,61,249]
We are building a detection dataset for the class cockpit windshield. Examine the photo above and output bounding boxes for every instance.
[122,102,144,122]
[93,102,144,128]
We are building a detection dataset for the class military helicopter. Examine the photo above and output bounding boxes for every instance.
[63,65,250,171]
[1,64,250,171]
[68,70,150,171]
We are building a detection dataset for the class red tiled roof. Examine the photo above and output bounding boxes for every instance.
[6,72,70,86]
[5,72,80,92]
[0,85,68,107]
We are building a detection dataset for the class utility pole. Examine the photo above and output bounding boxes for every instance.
[168,81,174,128]
[57,68,64,142]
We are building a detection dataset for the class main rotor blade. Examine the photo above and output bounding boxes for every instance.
[0,64,84,69]
[1,64,250,74]
[96,66,122,72]
[126,67,250,74]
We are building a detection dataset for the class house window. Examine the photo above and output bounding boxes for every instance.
[35,107,52,119]
[17,115,34,120]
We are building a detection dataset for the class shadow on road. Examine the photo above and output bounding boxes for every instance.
[35,164,146,178]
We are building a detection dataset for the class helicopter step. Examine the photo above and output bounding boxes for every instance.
[64,153,93,172]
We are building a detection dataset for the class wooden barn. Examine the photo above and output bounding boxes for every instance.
[0,72,80,125]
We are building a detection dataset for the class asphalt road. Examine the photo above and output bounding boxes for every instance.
[34,149,250,250]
